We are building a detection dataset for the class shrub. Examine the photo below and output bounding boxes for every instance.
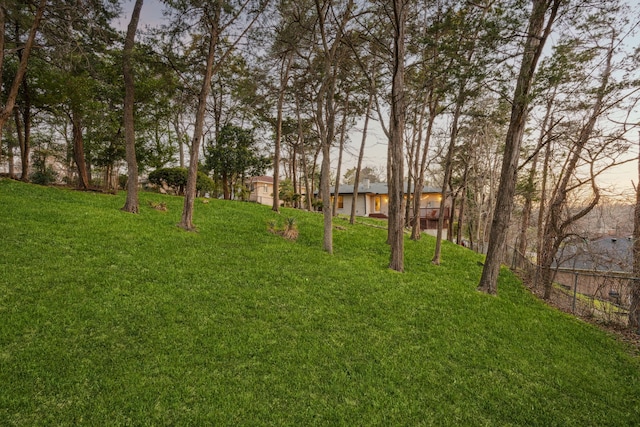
[30,153,58,185]
[118,174,129,190]
[30,166,58,186]
[148,167,214,196]
[196,171,215,195]
[148,167,188,193]
[267,217,299,241]
[282,217,299,240]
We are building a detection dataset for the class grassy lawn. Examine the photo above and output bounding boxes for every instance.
[1,179,639,426]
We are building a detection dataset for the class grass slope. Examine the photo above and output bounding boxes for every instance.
[1,179,639,426]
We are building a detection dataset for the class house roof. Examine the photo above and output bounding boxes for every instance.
[249,175,274,184]
[331,182,441,195]
[559,236,633,272]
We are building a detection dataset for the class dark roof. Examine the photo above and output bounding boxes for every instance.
[331,182,441,195]
[558,236,633,272]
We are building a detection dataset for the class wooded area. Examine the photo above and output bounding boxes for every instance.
[1,0,639,308]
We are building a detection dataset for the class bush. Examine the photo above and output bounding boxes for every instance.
[196,171,215,195]
[118,174,129,190]
[148,167,215,196]
[148,167,187,193]
[30,166,58,186]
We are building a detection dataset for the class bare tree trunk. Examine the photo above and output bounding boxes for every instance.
[350,90,373,224]
[295,93,313,211]
[333,93,350,216]
[537,132,551,266]
[180,6,220,230]
[447,190,456,242]
[314,0,354,253]
[388,0,406,272]
[410,102,435,240]
[273,52,293,213]
[630,131,640,330]
[14,109,24,179]
[17,81,31,182]
[180,1,267,230]
[175,117,185,168]
[519,92,555,256]
[456,163,469,245]
[518,162,535,257]
[121,0,143,214]
[432,99,462,264]
[71,109,90,190]
[478,0,560,294]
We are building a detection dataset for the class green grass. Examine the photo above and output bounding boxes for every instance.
[1,179,639,426]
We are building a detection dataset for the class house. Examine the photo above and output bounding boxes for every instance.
[248,175,274,206]
[330,179,449,230]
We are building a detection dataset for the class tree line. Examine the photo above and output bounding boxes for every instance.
[1,0,639,325]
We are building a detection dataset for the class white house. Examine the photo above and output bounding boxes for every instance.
[330,179,449,230]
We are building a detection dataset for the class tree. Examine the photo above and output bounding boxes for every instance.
[478,0,561,295]
[121,0,144,213]
[267,0,303,213]
[348,90,373,225]
[536,4,639,299]
[313,0,355,254]
[387,0,406,272]
[431,0,500,262]
[343,165,382,185]
[632,131,640,330]
[174,0,270,231]
[204,124,271,200]
[30,0,121,190]
[0,0,46,169]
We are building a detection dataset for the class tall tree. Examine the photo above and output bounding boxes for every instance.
[0,0,46,165]
[631,131,640,330]
[388,0,406,272]
[175,0,270,230]
[313,0,354,254]
[478,0,561,295]
[536,5,638,299]
[121,0,144,213]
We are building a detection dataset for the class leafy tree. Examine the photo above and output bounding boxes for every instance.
[342,166,382,185]
[478,0,562,295]
[313,0,356,255]
[204,124,271,200]
[148,167,214,196]
[535,2,639,300]
[278,178,300,207]
[167,0,271,231]
[0,0,46,178]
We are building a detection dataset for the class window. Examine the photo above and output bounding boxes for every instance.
[263,184,268,193]
[338,196,344,209]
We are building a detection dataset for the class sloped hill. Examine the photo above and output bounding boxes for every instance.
[1,179,638,426]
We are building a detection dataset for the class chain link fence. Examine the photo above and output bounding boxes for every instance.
[502,245,637,328]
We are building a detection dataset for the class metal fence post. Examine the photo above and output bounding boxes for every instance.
[572,271,578,313]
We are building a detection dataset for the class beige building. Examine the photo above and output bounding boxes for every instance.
[248,176,274,206]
